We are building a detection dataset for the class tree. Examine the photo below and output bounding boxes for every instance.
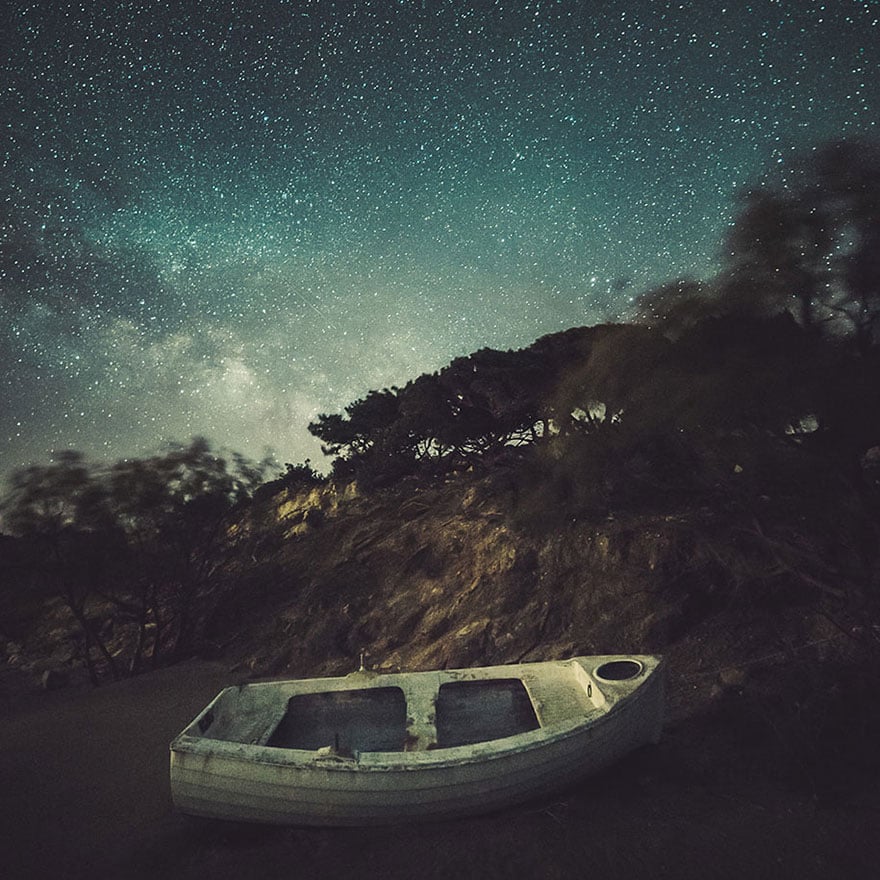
[105,438,266,668]
[715,139,880,347]
[638,139,880,352]
[1,452,122,681]
[814,140,880,352]
[307,344,563,482]
[308,389,400,461]
[722,188,833,331]
[434,346,557,454]
[0,439,268,679]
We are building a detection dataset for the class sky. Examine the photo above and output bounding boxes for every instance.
[1,0,878,481]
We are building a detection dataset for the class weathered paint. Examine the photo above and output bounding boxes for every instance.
[170,655,664,825]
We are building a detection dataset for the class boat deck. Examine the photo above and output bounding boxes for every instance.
[520,667,595,727]
[199,660,602,754]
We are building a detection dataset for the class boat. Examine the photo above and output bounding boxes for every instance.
[169,654,664,826]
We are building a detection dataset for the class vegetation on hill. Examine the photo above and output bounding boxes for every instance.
[307,139,880,492]
[1,140,879,800]
[0,439,273,680]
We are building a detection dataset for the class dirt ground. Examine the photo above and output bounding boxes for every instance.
[1,659,878,880]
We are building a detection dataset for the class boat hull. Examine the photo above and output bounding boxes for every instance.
[170,655,663,825]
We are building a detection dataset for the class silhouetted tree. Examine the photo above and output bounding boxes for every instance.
[639,139,880,351]
[309,388,400,461]
[1,439,268,679]
[1,452,122,681]
[814,140,880,352]
[106,437,265,667]
[722,188,833,331]
[308,344,565,482]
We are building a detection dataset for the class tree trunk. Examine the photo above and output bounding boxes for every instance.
[65,592,120,683]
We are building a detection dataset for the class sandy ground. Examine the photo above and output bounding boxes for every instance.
[1,660,878,880]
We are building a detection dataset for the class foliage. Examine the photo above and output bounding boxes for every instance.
[309,389,401,460]
[298,142,880,653]
[641,139,880,348]
[307,337,594,486]
[251,459,326,504]
[0,438,269,681]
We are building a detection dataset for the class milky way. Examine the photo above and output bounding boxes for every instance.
[1,0,877,479]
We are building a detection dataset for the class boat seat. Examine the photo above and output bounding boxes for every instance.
[520,669,594,728]
[219,707,288,745]
[402,673,441,751]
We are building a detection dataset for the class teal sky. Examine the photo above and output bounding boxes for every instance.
[2,0,878,477]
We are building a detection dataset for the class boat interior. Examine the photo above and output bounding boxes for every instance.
[262,678,543,754]
[188,659,644,755]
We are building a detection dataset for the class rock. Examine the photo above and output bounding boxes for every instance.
[41,668,69,691]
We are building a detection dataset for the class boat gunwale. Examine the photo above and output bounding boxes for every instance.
[172,706,620,773]
[170,655,663,773]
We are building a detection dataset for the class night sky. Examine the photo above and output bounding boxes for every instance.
[1,0,877,479]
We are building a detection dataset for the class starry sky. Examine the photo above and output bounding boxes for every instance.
[1,0,878,480]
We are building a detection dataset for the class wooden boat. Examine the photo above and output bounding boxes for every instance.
[170,654,664,825]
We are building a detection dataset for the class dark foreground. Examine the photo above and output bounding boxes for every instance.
[1,660,877,880]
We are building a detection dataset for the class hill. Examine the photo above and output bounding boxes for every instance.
[3,315,880,877]
[3,313,880,798]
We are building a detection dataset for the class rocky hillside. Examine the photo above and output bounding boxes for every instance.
[198,450,880,803]
[215,475,688,675]
[204,454,866,717]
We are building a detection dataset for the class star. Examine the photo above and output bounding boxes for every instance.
[1,0,877,480]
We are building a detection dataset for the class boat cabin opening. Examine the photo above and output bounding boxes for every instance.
[262,677,542,754]
[267,687,408,754]
[594,659,643,681]
[435,678,540,748]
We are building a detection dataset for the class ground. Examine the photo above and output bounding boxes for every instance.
[1,657,877,880]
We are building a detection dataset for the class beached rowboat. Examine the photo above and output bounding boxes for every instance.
[170,654,664,825]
